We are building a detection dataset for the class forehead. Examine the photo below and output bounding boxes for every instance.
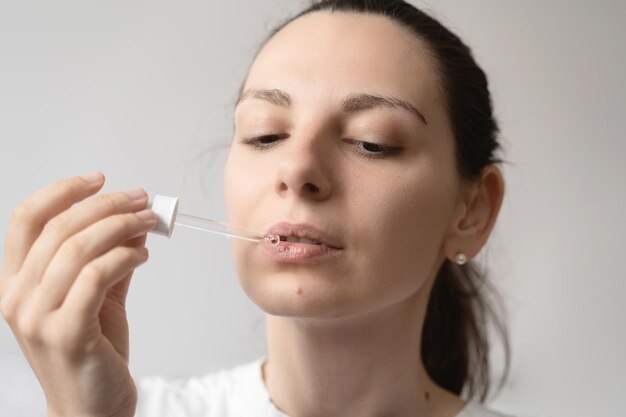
[244,11,441,107]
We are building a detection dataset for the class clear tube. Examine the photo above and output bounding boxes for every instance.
[174,213,279,245]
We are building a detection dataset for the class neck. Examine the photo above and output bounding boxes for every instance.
[263,289,465,417]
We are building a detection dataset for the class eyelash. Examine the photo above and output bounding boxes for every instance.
[345,139,402,158]
[241,134,402,158]
[241,134,286,150]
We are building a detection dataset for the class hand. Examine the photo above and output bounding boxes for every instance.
[0,173,156,417]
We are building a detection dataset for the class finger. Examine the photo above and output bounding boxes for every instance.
[2,172,105,279]
[123,233,148,250]
[32,210,156,312]
[61,245,149,320]
[106,233,150,306]
[14,188,150,296]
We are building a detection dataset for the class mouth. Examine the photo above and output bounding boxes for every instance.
[265,222,344,250]
[261,223,343,263]
[279,236,322,245]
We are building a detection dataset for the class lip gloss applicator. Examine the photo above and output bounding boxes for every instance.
[147,195,279,245]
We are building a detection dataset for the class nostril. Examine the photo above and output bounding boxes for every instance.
[304,183,319,192]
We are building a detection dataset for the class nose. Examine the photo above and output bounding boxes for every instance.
[274,134,333,201]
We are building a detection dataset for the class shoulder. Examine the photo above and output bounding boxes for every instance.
[134,358,274,417]
[457,402,515,417]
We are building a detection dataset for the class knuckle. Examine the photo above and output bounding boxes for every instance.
[82,262,102,279]
[0,292,19,323]
[121,213,140,229]
[60,236,88,260]
[98,193,121,212]
[11,201,34,225]
[10,178,79,227]
[110,213,137,233]
[82,262,108,289]
[54,179,76,195]
[42,217,65,237]
[17,312,43,342]
[48,180,75,201]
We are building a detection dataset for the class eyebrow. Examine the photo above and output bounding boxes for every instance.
[237,88,292,107]
[236,88,428,126]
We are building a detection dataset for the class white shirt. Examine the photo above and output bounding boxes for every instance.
[135,358,510,417]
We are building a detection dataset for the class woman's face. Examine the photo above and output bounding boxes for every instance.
[225,11,462,319]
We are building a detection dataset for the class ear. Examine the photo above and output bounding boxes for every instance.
[443,164,505,263]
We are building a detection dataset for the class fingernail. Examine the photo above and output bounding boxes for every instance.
[135,209,156,223]
[125,187,147,200]
[81,171,104,184]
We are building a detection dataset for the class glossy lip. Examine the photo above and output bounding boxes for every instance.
[265,222,344,249]
[261,222,344,264]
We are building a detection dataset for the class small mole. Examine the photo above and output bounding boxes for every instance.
[424,390,430,401]
[296,287,302,295]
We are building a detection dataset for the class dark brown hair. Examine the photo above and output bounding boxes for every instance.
[251,0,510,402]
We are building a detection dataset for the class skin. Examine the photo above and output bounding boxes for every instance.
[0,174,156,417]
[0,9,504,417]
[225,11,504,417]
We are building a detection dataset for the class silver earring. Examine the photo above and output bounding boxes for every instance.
[454,252,467,265]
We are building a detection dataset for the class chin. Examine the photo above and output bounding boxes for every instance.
[229,243,430,321]
[236,270,362,319]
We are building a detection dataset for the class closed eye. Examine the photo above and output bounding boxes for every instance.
[346,139,403,158]
[240,135,402,158]
[241,134,288,150]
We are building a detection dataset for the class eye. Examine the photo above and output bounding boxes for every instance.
[241,133,288,150]
[348,139,402,158]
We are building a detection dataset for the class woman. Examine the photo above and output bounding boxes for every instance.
[0,1,510,416]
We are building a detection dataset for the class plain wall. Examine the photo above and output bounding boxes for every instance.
[1,1,625,416]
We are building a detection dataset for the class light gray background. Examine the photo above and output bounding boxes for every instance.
[1,1,625,416]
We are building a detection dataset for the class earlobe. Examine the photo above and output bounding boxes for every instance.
[444,165,505,263]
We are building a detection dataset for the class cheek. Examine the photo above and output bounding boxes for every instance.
[350,162,457,297]
[224,148,274,300]
[224,148,264,226]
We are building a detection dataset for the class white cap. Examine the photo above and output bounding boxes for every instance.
[147,195,179,238]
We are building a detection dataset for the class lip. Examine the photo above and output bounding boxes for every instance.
[262,222,344,264]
